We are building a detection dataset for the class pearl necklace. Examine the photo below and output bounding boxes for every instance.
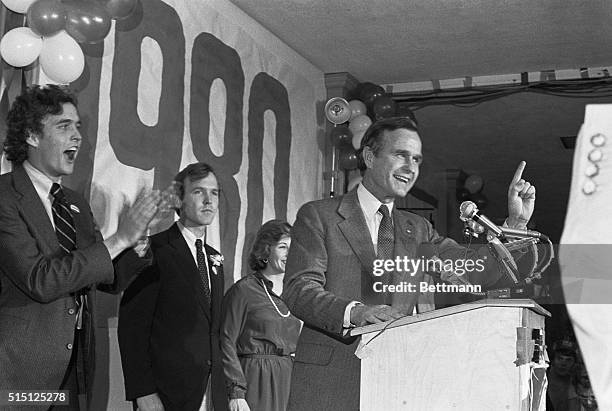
[260,279,291,318]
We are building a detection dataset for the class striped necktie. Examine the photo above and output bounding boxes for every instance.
[50,183,76,253]
[51,183,86,329]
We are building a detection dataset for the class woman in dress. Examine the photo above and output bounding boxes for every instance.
[221,219,301,411]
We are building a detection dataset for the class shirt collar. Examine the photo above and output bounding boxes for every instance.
[177,221,206,245]
[23,160,60,197]
[357,183,394,218]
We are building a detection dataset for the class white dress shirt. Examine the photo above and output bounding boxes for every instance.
[22,160,60,229]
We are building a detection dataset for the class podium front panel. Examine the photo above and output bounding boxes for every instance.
[359,305,546,410]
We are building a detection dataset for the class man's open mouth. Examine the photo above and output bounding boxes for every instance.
[64,148,78,161]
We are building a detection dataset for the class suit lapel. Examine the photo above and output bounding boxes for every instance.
[166,224,212,321]
[205,244,224,321]
[337,189,376,269]
[12,165,59,254]
[337,189,382,304]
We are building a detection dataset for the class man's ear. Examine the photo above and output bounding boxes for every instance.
[362,145,375,169]
[25,132,40,148]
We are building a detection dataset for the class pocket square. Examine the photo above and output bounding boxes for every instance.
[70,204,80,213]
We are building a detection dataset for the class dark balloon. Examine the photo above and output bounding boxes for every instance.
[395,103,418,124]
[338,146,359,170]
[64,0,111,44]
[358,82,385,108]
[372,94,396,120]
[96,0,137,19]
[456,187,471,202]
[470,192,488,210]
[27,0,66,36]
[330,125,352,148]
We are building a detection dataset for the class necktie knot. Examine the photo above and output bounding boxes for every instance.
[51,183,65,202]
[195,238,203,250]
[378,204,391,219]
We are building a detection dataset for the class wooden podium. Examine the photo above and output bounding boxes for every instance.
[351,299,550,411]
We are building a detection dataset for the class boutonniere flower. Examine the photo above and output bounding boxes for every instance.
[209,254,224,275]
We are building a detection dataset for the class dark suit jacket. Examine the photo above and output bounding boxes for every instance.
[283,188,505,410]
[0,165,147,408]
[118,223,228,411]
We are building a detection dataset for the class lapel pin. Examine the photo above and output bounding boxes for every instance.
[70,204,80,213]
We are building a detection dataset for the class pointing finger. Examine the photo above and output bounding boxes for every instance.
[511,161,526,185]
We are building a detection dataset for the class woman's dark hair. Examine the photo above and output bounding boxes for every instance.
[356,116,418,171]
[3,85,77,164]
[248,219,292,271]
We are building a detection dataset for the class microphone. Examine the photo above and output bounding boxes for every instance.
[459,201,541,239]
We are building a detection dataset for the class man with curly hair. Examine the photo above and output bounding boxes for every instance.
[0,85,162,410]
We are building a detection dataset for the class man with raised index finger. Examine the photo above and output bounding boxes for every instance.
[283,116,536,410]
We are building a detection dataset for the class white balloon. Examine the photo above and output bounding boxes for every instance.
[1,0,36,13]
[0,27,42,67]
[351,128,366,150]
[348,100,367,121]
[349,114,372,135]
[39,31,84,84]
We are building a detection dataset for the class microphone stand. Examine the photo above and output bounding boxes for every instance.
[463,223,554,299]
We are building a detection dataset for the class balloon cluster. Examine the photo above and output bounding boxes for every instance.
[457,174,488,210]
[328,81,416,171]
[0,0,138,83]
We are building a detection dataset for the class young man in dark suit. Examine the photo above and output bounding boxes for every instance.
[0,85,162,410]
[119,162,228,411]
[283,116,537,410]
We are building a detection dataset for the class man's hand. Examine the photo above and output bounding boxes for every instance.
[507,161,536,228]
[350,304,404,327]
[115,189,161,248]
[229,398,251,411]
[136,393,165,411]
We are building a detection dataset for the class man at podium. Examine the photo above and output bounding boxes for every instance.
[283,117,536,410]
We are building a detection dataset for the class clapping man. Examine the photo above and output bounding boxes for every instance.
[0,85,163,410]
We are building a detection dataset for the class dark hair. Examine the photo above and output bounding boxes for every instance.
[356,116,418,170]
[248,219,292,271]
[173,162,217,200]
[3,85,77,164]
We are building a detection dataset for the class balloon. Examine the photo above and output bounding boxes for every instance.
[348,99,366,120]
[64,0,111,44]
[471,192,488,210]
[358,82,385,108]
[39,30,84,83]
[330,125,352,148]
[96,0,137,19]
[372,94,396,120]
[0,27,42,67]
[1,0,36,13]
[456,187,470,202]
[396,103,418,124]
[27,0,66,36]
[347,175,362,191]
[338,146,358,170]
[351,128,366,150]
[348,114,372,136]
[464,174,484,194]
